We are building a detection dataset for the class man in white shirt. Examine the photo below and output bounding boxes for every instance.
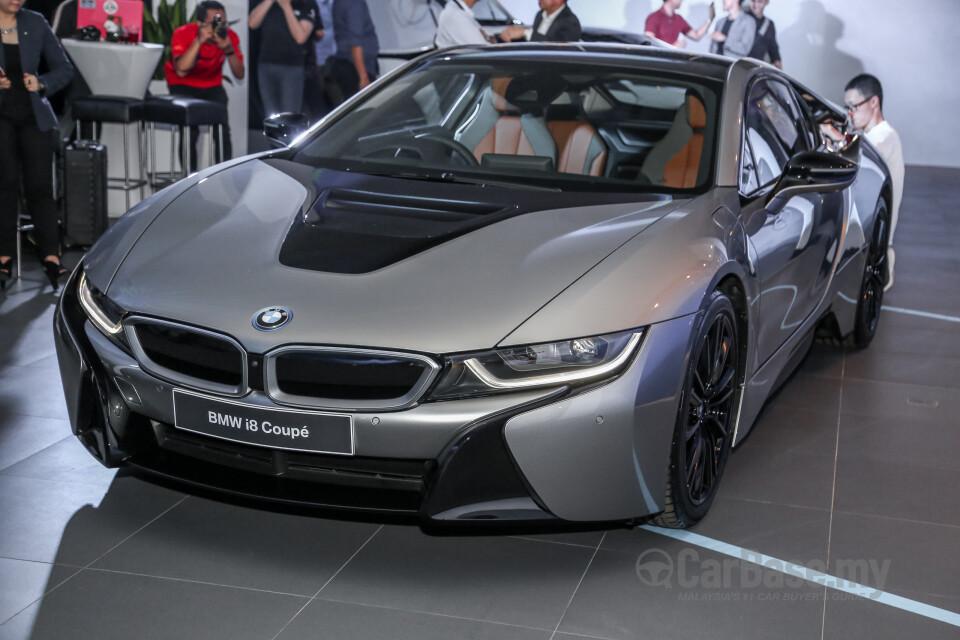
[845,74,904,290]
[499,0,582,42]
[435,0,490,48]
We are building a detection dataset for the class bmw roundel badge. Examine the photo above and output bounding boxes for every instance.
[253,307,292,331]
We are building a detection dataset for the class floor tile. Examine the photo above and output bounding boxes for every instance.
[93,496,381,596]
[276,598,551,640]
[827,512,960,603]
[0,415,71,472]
[762,373,843,415]
[837,411,959,472]
[0,302,58,369]
[510,529,606,549]
[822,591,960,640]
[319,526,595,629]
[0,560,79,625]
[840,377,959,422]
[0,473,183,565]
[833,455,960,526]
[795,342,844,379]
[0,364,68,421]
[736,405,840,457]
[558,546,824,640]
[681,497,830,564]
[605,501,831,567]
[1,568,307,640]
[1,436,117,487]
[714,440,836,511]
[843,345,960,389]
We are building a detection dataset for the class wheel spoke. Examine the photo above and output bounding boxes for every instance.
[686,435,703,487]
[703,413,729,439]
[710,324,725,385]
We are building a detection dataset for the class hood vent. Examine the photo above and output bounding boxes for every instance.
[280,188,515,274]
[313,188,505,223]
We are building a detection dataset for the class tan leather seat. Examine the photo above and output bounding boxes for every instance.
[455,78,557,165]
[640,94,706,188]
[548,121,607,176]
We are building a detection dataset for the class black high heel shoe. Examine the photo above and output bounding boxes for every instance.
[43,259,67,292]
[0,260,11,291]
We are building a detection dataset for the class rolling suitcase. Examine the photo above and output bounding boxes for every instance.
[63,140,108,248]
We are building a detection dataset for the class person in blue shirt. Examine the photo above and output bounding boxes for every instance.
[327,0,379,105]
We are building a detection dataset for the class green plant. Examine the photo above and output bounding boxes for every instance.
[142,0,196,81]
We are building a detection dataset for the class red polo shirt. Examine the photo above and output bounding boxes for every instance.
[164,22,243,88]
[644,6,692,44]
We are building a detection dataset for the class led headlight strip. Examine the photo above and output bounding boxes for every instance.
[78,271,123,336]
[462,331,644,390]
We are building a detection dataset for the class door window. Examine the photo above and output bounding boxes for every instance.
[742,79,804,191]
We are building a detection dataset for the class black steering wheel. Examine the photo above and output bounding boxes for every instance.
[362,132,479,167]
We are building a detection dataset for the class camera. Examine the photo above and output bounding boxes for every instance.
[211,13,228,39]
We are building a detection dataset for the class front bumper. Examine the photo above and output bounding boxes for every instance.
[54,266,692,524]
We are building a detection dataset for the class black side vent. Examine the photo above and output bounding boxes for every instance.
[279,188,515,274]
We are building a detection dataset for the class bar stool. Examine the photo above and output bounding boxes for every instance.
[15,213,35,283]
[72,96,147,210]
[143,96,228,188]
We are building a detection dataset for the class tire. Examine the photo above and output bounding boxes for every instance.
[846,200,889,348]
[653,290,740,529]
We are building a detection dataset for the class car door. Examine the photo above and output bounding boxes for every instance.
[739,78,845,365]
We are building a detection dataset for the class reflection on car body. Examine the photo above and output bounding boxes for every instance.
[56,44,892,529]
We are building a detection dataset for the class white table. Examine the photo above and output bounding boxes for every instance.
[61,40,163,99]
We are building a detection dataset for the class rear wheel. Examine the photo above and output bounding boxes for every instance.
[847,200,889,348]
[653,290,740,529]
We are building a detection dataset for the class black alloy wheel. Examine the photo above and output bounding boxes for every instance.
[848,200,889,348]
[654,290,739,529]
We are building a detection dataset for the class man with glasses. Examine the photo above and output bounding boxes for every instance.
[828,74,903,290]
[166,0,244,171]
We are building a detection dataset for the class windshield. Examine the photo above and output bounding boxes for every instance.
[294,56,721,193]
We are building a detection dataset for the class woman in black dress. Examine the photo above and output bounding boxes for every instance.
[0,0,73,290]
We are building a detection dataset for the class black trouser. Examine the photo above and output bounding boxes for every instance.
[324,57,377,107]
[168,84,231,173]
[0,115,60,258]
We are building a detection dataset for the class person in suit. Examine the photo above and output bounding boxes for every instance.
[498,0,581,43]
[0,0,73,290]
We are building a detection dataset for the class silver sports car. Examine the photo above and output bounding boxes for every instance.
[55,44,891,528]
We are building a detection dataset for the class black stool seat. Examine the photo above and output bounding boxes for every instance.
[72,95,148,209]
[73,96,146,124]
[144,96,227,127]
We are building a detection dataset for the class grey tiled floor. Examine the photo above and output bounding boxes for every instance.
[1,167,958,639]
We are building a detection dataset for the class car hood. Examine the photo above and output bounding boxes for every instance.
[102,158,687,354]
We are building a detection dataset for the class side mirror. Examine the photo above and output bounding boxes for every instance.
[263,112,310,148]
[766,150,857,215]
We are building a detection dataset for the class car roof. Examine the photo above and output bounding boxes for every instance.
[423,42,739,82]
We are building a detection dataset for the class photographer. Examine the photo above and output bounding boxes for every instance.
[165,0,244,172]
[248,0,319,117]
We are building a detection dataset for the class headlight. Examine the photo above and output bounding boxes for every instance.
[429,329,644,400]
[78,271,126,340]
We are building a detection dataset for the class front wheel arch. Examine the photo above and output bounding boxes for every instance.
[652,288,743,529]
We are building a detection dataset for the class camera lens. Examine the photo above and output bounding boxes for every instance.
[216,25,228,38]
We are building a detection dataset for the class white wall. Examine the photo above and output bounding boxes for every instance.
[500,0,960,168]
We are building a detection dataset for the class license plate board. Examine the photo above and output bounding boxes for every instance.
[172,389,354,455]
